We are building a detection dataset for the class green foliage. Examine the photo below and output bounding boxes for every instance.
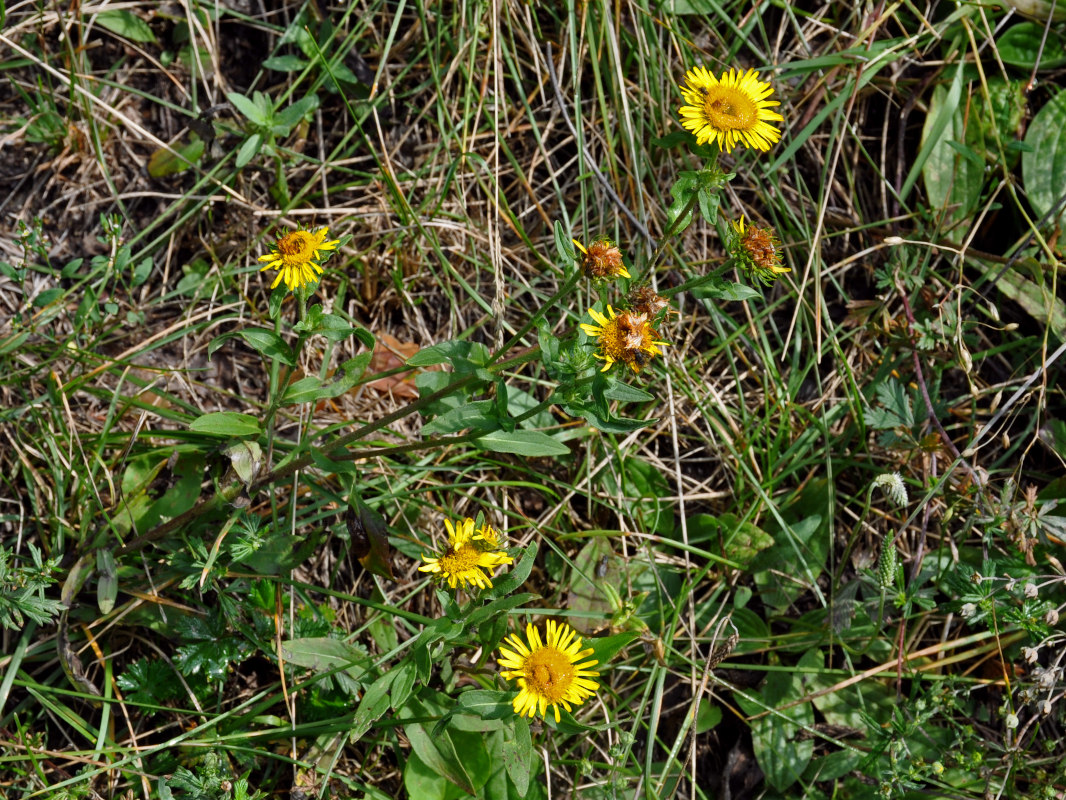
[735,650,819,791]
[116,657,184,708]
[3,0,1066,797]
[227,90,320,169]
[998,22,1066,71]
[0,544,64,629]
[668,166,735,231]
[1022,89,1066,228]
[172,609,257,682]
[159,753,266,800]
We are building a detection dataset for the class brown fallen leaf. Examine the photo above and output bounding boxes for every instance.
[364,333,437,398]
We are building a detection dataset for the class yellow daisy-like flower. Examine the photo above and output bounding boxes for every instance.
[678,66,784,152]
[580,305,669,373]
[731,215,789,285]
[472,521,504,550]
[497,620,600,722]
[418,517,513,591]
[258,227,340,292]
[573,238,631,280]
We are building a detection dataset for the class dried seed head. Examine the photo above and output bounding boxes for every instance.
[617,312,649,350]
[708,632,740,669]
[628,285,670,318]
[1035,666,1059,690]
[574,238,630,281]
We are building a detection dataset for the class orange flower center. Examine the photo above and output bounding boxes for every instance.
[702,88,758,131]
[524,648,574,704]
[276,231,316,265]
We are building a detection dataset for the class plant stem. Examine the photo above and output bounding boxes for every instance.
[645,193,700,276]
[659,264,733,298]
[488,269,581,366]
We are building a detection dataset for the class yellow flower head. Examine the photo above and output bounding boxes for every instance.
[418,517,513,591]
[580,305,669,373]
[497,620,601,722]
[472,521,504,551]
[730,215,789,285]
[258,227,340,292]
[678,66,784,152]
[573,238,631,281]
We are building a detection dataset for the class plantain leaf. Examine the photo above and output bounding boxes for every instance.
[1023,90,1066,228]
[189,412,261,437]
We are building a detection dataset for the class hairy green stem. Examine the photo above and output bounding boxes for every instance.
[645,193,701,277]
[488,269,581,366]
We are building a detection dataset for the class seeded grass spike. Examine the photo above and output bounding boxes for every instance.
[497,620,600,722]
[418,517,514,591]
[873,472,909,506]
[581,305,670,372]
[679,67,783,152]
[259,227,340,292]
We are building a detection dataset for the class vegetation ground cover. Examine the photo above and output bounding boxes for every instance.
[1,0,1066,798]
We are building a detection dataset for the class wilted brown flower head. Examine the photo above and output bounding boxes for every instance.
[730,216,789,285]
[617,311,649,351]
[574,238,630,281]
[628,285,671,318]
